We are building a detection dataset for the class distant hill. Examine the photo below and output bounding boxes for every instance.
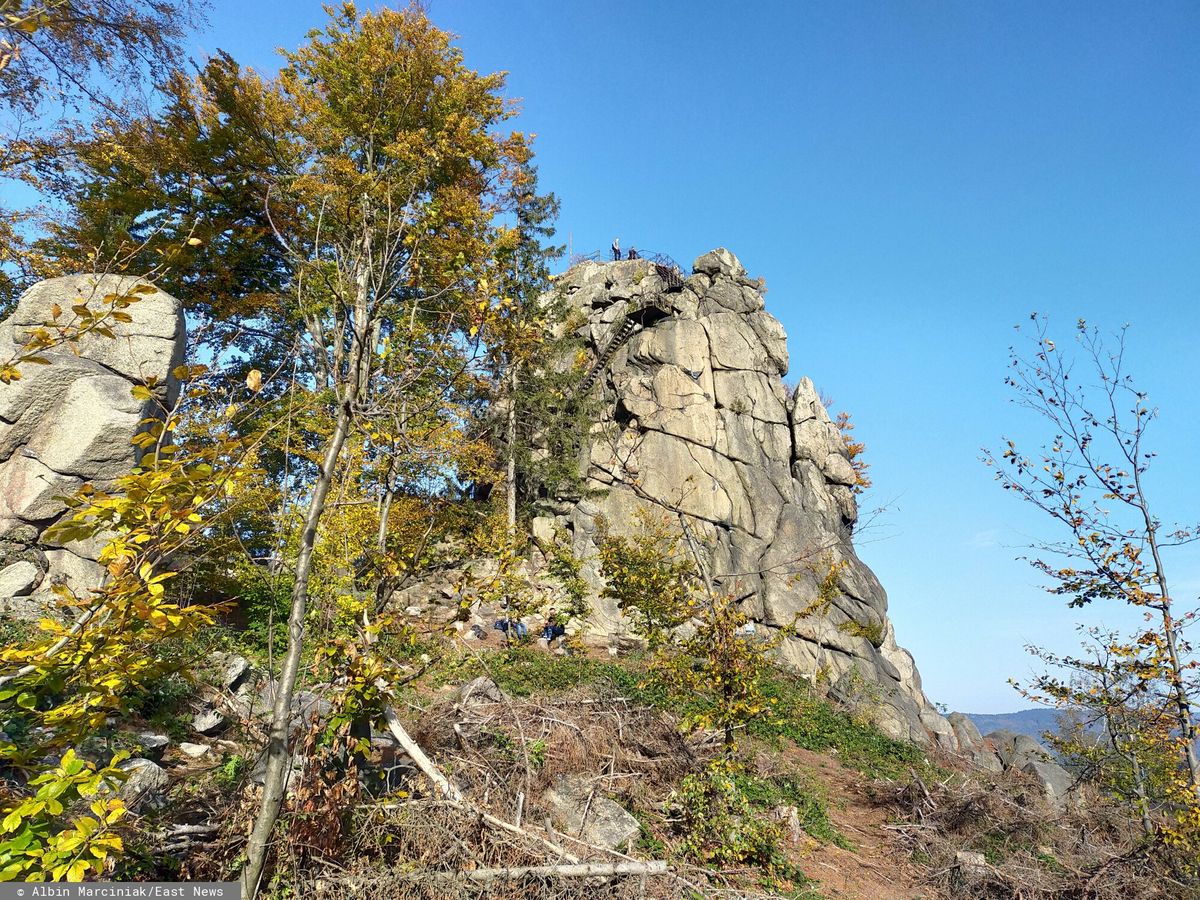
[963,708,1065,741]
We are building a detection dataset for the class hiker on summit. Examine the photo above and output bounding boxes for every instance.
[611,237,620,260]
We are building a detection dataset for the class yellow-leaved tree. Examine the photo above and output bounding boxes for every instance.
[987,314,1200,854]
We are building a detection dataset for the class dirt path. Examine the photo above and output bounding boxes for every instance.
[763,747,940,900]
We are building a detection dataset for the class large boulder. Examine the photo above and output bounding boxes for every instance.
[543,776,641,851]
[0,275,185,616]
[542,250,953,747]
[984,729,1078,805]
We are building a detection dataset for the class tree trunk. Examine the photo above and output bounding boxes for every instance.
[1158,603,1200,796]
[1144,523,1200,798]
[506,361,518,534]
[1105,707,1154,836]
[239,393,355,898]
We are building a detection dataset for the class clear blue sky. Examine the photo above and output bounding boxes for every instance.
[193,1,1199,712]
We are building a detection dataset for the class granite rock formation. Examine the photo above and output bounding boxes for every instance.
[0,274,185,615]
[537,249,956,747]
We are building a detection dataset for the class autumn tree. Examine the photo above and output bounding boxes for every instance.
[0,0,204,305]
[986,314,1200,821]
[128,8,531,896]
[480,157,561,531]
[1018,627,1177,837]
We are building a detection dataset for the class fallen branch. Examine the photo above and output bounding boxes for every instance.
[382,705,462,801]
[374,715,582,864]
[393,860,670,882]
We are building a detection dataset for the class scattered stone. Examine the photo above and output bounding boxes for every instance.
[771,804,804,843]
[2,524,38,546]
[209,652,252,690]
[456,676,505,709]
[969,749,1005,774]
[290,690,332,729]
[531,516,557,545]
[1022,759,1077,804]
[191,706,226,735]
[986,730,1049,769]
[953,849,990,884]
[136,731,171,761]
[178,741,211,759]
[118,758,169,811]
[0,560,40,600]
[250,749,305,795]
[543,777,641,851]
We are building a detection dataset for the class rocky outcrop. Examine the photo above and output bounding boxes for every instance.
[541,249,955,747]
[0,274,185,615]
[984,728,1078,805]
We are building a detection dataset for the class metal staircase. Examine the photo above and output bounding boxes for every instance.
[578,295,674,394]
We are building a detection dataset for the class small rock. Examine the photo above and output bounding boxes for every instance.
[210,652,252,690]
[456,676,504,709]
[1022,759,1077,805]
[986,730,1050,770]
[192,706,226,735]
[136,731,171,761]
[0,560,40,598]
[543,777,640,851]
[290,690,332,729]
[954,850,990,882]
[531,516,557,545]
[404,605,424,617]
[118,758,169,811]
[250,749,305,795]
[3,524,39,545]
[970,748,1005,774]
[771,804,803,843]
[178,741,211,759]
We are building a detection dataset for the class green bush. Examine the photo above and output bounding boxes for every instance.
[734,771,852,849]
[235,573,292,658]
[671,760,784,867]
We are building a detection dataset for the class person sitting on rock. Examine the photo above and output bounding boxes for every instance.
[493,617,528,639]
[626,246,639,260]
[541,609,567,643]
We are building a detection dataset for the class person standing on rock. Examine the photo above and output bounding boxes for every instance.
[611,237,620,261]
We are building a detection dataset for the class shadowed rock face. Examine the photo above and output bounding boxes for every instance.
[544,249,955,748]
[0,274,185,615]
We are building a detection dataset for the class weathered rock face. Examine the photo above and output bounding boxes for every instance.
[543,249,954,747]
[0,274,185,615]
